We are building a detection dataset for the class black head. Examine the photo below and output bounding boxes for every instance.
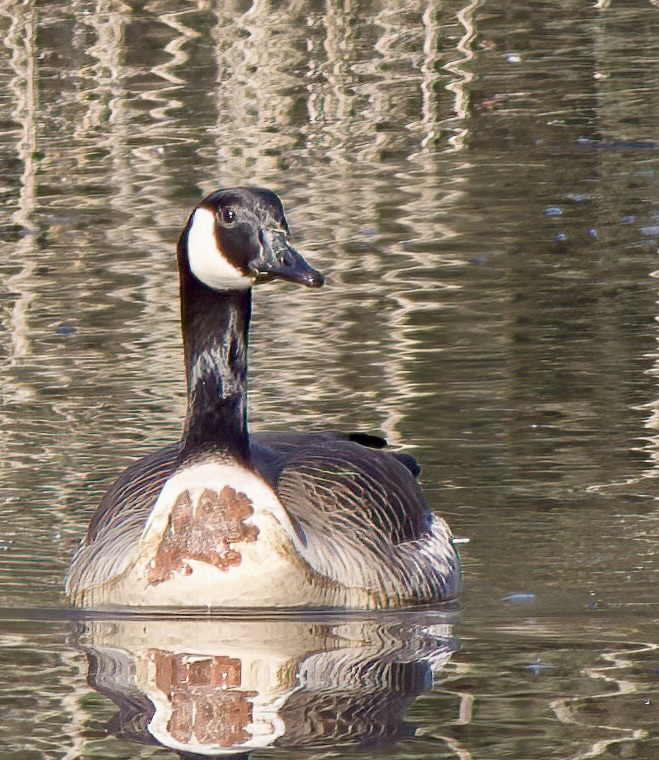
[179,187,324,290]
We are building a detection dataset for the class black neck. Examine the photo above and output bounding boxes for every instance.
[178,258,251,466]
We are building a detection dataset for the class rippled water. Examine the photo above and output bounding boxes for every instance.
[0,0,658,757]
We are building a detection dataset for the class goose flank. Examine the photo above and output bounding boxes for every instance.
[66,187,461,608]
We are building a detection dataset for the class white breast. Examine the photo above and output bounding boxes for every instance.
[116,462,321,608]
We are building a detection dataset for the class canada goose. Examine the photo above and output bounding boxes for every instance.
[66,187,461,608]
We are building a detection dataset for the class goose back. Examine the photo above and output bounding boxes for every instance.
[68,434,459,606]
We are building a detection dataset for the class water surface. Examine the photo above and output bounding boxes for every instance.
[0,1,658,757]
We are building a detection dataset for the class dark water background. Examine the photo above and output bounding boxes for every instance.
[0,0,658,757]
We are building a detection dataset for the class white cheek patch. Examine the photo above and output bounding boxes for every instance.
[187,207,253,290]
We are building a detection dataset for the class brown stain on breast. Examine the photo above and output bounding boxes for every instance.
[147,486,259,585]
[150,650,257,747]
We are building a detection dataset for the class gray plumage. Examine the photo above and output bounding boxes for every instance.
[67,431,459,606]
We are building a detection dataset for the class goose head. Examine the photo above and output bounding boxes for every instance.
[179,187,324,291]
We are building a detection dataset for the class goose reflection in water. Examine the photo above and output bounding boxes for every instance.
[73,612,458,758]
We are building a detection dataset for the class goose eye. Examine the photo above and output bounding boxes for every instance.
[222,207,236,224]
